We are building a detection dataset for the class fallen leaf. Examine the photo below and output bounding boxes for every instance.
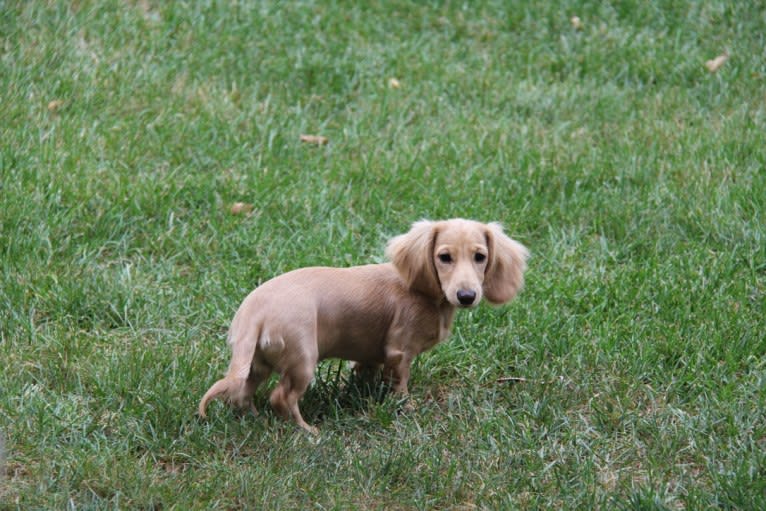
[388,77,401,89]
[230,202,254,215]
[705,51,729,73]
[300,134,328,145]
[570,15,583,30]
[47,99,64,112]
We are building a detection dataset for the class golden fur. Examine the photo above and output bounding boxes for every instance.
[199,218,529,433]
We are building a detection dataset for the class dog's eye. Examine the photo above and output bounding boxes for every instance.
[474,253,487,263]
[438,253,452,263]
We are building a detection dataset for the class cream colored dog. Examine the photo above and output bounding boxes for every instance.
[199,219,529,433]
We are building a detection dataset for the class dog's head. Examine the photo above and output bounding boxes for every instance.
[386,219,529,307]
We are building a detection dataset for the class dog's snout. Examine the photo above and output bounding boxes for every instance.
[457,289,477,305]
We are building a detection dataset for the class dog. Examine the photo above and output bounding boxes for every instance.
[198,218,529,433]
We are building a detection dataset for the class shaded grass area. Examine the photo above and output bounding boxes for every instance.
[1,0,765,508]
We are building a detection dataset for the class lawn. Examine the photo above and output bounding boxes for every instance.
[1,0,765,508]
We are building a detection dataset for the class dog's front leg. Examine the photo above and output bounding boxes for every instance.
[383,348,416,411]
[385,354,417,412]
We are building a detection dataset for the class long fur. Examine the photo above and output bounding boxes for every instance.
[385,220,441,299]
[483,222,530,304]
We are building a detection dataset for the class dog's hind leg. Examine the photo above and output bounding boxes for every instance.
[284,364,317,435]
[270,364,318,435]
[199,324,273,418]
[241,360,272,415]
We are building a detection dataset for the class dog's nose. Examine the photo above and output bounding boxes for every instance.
[457,289,476,305]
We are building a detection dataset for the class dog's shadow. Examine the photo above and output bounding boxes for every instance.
[303,362,399,422]
[245,361,402,427]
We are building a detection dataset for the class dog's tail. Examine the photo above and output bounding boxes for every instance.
[198,324,257,418]
[199,321,279,418]
[198,378,232,418]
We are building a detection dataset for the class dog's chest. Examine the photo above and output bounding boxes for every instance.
[438,307,456,342]
[419,307,455,352]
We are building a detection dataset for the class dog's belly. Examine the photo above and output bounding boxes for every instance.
[316,311,391,364]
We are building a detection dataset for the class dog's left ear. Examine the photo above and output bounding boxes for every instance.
[483,222,529,305]
[386,220,442,299]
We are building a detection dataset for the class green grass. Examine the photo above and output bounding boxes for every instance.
[1,0,765,508]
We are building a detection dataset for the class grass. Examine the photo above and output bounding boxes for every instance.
[1,0,765,508]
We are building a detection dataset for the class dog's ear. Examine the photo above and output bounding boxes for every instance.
[483,222,529,305]
[386,220,442,298]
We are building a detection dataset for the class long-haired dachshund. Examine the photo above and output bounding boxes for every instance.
[199,219,529,433]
